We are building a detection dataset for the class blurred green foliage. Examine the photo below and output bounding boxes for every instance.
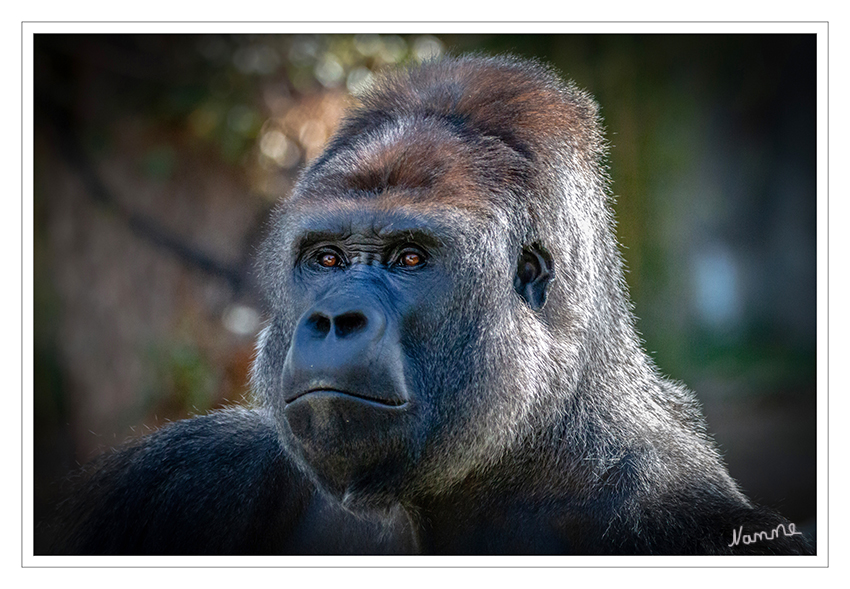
[146,342,218,417]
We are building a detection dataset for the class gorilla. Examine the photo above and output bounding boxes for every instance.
[41,55,812,555]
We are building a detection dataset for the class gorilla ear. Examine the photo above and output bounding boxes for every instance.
[514,244,554,311]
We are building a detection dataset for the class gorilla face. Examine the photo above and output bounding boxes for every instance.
[276,199,456,501]
[263,192,554,500]
[254,134,556,506]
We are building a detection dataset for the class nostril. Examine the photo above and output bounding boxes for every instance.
[306,313,331,336]
[334,311,368,338]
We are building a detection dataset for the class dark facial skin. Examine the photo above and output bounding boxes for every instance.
[276,200,461,501]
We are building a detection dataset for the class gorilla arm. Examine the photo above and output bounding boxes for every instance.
[42,408,414,555]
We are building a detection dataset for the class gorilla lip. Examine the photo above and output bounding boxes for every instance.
[287,388,408,408]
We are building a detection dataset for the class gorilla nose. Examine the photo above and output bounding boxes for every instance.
[306,310,370,339]
[303,302,386,342]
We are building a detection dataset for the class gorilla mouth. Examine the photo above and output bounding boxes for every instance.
[287,388,408,408]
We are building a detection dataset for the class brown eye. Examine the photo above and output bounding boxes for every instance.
[401,252,423,267]
[320,253,340,267]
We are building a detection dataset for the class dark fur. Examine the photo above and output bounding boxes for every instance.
[40,55,812,555]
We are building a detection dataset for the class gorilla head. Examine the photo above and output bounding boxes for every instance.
[252,55,652,509]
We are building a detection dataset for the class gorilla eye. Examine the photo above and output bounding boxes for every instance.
[402,252,422,267]
[396,248,426,268]
[319,252,342,268]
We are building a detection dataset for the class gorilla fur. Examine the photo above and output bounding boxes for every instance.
[40,55,812,555]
